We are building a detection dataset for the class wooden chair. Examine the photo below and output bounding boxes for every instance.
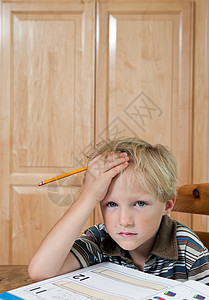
[173,183,209,249]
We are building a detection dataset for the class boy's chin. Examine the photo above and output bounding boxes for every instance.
[116,240,141,251]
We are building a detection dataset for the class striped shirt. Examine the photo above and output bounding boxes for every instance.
[71,215,209,284]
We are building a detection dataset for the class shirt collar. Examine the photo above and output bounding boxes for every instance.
[100,215,178,262]
[151,215,178,260]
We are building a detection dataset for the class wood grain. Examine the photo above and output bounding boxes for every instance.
[0,265,34,293]
[173,184,209,215]
[192,0,209,232]
[0,0,95,264]
[173,183,209,249]
[95,0,193,227]
[1,0,209,265]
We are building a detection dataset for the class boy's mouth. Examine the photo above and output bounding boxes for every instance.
[118,232,137,237]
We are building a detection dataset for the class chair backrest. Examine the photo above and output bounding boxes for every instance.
[173,183,209,249]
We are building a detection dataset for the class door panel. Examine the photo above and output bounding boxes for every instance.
[0,1,95,264]
[95,1,193,225]
[1,0,204,265]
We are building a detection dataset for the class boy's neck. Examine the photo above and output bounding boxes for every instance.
[128,234,157,271]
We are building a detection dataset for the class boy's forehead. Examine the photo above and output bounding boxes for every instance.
[116,166,145,191]
[109,170,157,201]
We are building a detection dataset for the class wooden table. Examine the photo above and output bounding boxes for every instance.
[0,265,34,294]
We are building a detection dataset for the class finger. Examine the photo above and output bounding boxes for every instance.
[104,155,129,171]
[88,154,102,165]
[88,151,124,167]
[104,151,127,161]
[88,152,129,177]
[107,160,129,177]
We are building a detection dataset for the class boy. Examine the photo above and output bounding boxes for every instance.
[28,138,209,284]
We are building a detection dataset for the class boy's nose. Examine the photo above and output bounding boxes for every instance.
[118,209,134,227]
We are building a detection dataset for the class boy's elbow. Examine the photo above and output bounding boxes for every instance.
[28,264,41,281]
[28,263,50,282]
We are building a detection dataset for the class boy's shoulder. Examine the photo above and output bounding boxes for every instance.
[84,223,107,233]
[82,223,108,241]
[175,220,207,255]
[153,216,207,261]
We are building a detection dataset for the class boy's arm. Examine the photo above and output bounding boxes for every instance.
[28,152,129,281]
[188,247,209,284]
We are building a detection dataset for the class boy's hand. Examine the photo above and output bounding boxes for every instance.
[82,152,129,203]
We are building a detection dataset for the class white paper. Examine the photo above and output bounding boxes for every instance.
[2,262,209,300]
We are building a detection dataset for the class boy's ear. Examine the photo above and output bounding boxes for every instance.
[163,197,176,215]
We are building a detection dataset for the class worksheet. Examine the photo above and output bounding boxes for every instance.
[1,262,209,300]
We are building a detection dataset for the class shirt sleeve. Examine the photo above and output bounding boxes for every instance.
[188,247,209,285]
[71,224,105,268]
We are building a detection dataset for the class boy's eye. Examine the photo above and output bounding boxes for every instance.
[107,202,118,207]
[135,201,146,207]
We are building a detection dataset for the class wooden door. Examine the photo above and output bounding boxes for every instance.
[1,0,205,265]
[192,0,209,232]
[95,0,194,224]
[0,0,95,264]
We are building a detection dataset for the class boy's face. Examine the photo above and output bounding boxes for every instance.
[100,168,174,257]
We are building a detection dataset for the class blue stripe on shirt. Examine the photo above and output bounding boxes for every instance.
[177,237,204,250]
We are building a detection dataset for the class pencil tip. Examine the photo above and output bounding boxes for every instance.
[38,182,44,186]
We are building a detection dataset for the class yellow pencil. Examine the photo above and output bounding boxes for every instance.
[38,166,87,186]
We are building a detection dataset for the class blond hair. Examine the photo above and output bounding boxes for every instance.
[87,138,177,202]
